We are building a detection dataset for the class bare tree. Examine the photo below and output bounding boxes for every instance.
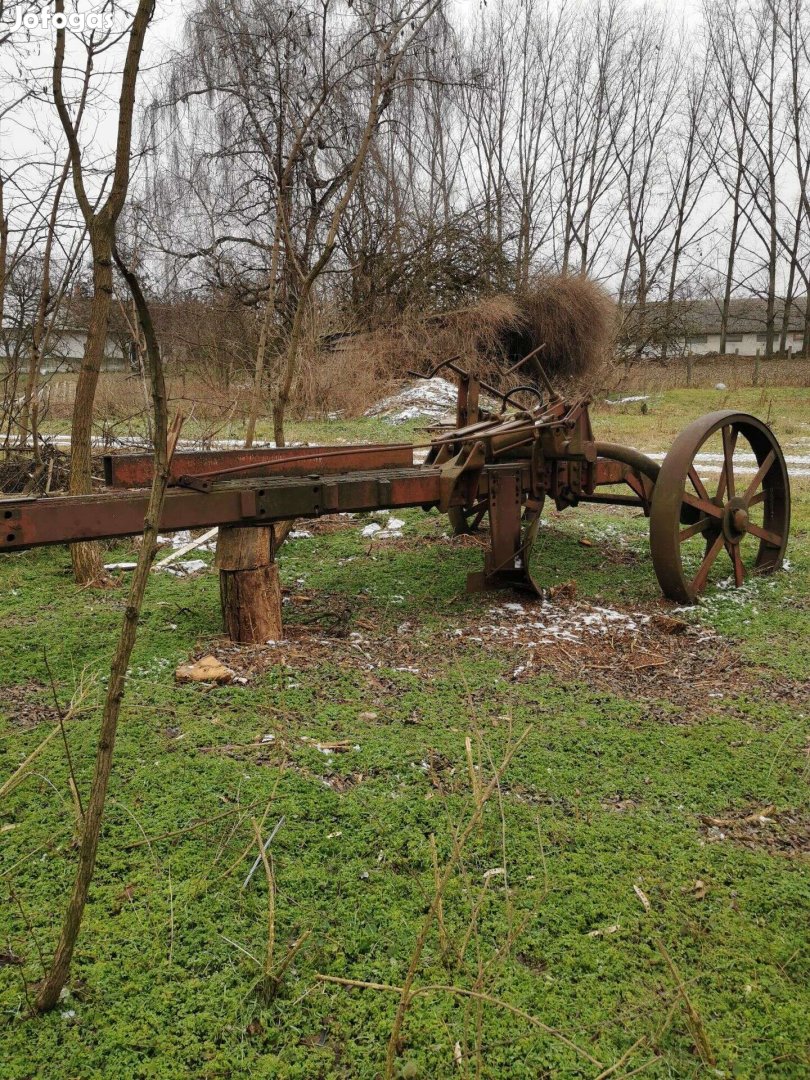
[52,0,156,583]
[705,0,759,354]
[659,62,716,361]
[552,0,625,277]
[17,90,92,459]
[271,0,444,443]
[149,0,444,444]
[777,0,810,355]
[34,248,180,1014]
[725,0,790,358]
[610,7,682,348]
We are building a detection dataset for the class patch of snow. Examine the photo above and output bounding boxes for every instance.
[162,559,208,576]
[641,450,810,480]
[289,529,313,539]
[156,530,192,548]
[365,377,497,425]
[467,598,652,651]
[603,395,649,405]
[362,516,405,539]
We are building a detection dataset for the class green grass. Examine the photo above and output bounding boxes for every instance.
[2,389,809,1078]
[38,409,428,450]
[591,386,810,453]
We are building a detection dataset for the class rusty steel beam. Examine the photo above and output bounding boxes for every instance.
[104,443,414,488]
[1,467,448,551]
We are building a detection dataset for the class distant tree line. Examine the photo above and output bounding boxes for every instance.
[138,0,810,363]
[1,0,810,460]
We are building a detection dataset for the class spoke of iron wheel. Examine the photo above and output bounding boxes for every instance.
[728,541,745,586]
[682,492,723,518]
[742,449,776,504]
[693,533,725,593]
[748,490,766,507]
[745,521,783,546]
[688,466,710,502]
[626,471,651,505]
[680,516,712,542]
[717,426,738,502]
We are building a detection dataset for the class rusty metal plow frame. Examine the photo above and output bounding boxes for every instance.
[0,369,791,606]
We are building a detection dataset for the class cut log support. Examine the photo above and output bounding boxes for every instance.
[215,525,283,643]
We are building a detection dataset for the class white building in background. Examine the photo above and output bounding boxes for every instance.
[33,326,131,374]
[0,324,132,375]
[680,298,808,357]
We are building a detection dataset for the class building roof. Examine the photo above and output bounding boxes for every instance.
[680,297,807,335]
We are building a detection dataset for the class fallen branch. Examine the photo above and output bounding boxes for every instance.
[242,817,286,890]
[655,940,716,1067]
[700,806,775,828]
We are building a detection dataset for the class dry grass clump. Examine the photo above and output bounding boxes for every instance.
[512,274,616,381]
[370,293,527,382]
[335,275,617,401]
[292,335,399,417]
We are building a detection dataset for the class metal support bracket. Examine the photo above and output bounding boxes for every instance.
[438,441,486,512]
[466,465,541,596]
[1,497,30,548]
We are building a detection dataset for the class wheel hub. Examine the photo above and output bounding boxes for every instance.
[723,497,748,543]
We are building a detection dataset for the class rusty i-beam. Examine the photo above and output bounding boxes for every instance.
[1,367,791,642]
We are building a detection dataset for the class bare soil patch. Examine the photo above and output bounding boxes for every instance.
[0,682,61,729]
[700,805,810,859]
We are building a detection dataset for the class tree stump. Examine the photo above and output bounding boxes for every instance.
[215,526,283,643]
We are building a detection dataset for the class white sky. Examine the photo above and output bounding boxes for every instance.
[2,0,703,185]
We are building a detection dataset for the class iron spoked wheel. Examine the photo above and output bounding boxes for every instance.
[650,410,790,604]
[448,498,490,535]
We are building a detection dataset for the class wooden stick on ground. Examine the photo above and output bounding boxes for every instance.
[154,527,219,568]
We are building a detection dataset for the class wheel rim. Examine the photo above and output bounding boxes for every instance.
[650,411,790,603]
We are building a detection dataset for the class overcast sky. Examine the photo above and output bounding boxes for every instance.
[3,0,704,169]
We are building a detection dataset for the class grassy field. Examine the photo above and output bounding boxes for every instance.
[31,367,810,450]
[1,389,809,1078]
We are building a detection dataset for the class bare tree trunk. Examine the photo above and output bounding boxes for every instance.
[245,218,281,448]
[51,0,156,584]
[216,526,283,643]
[779,226,800,357]
[69,228,114,583]
[720,185,743,355]
[34,250,179,1014]
[0,178,8,377]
